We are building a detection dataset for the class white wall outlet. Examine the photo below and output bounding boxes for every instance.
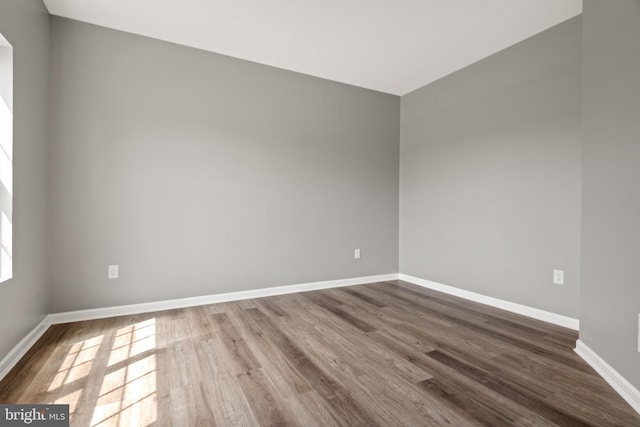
[108,264,119,279]
[354,248,361,259]
[637,314,640,353]
[553,269,564,285]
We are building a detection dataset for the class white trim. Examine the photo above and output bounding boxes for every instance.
[0,274,398,382]
[398,274,579,330]
[3,273,587,384]
[575,340,640,415]
[0,316,52,381]
[48,274,400,324]
[0,34,11,48]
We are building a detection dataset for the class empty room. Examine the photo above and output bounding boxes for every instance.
[1,0,639,425]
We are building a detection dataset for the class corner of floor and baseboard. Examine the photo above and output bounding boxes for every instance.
[398,273,580,330]
[397,273,639,416]
[45,273,401,325]
[574,340,640,415]
[0,316,51,381]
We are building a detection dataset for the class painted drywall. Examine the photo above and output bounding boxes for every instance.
[400,17,582,318]
[0,0,51,358]
[48,17,399,312]
[581,0,640,389]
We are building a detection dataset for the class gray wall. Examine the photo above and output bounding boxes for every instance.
[400,17,582,318]
[581,0,640,389]
[48,18,400,312]
[0,0,51,357]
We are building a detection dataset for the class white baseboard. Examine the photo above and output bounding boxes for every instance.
[575,340,640,414]
[0,274,398,381]
[3,272,583,384]
[0,316,52,381]
[48,273,400,325]
[4,274,638,417]
[398,274,579,330]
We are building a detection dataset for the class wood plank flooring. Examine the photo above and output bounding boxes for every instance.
[1,280,639,426]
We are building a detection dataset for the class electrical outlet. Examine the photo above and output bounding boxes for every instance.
[553,269,564,285]
[637,314,640,353]
[108,264,119,279]
[354,248,361,259]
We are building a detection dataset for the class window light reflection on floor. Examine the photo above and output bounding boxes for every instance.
[91,318,158,427]
[47,318,158,427]
[50,335,104,414]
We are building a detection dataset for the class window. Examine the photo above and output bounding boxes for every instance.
[0,33,13,283]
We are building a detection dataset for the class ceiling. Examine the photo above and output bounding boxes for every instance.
[42,0,582,95]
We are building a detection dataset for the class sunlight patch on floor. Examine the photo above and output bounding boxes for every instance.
[91,318,158,427]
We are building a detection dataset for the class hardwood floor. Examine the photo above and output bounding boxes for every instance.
[1,280,639,426]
